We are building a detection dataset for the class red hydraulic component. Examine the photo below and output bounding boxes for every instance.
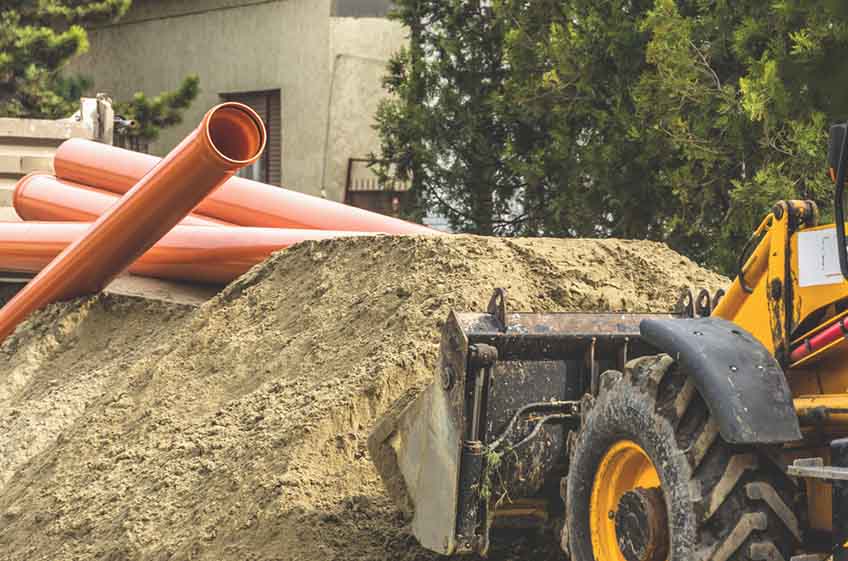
[13,173,228,226]
[54,138,438,235]
[0,102,266,341]
[790,316,848,363]
[0,221,369,284]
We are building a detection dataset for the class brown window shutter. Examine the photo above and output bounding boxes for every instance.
[266,90,282,187]
[220,90,282,186]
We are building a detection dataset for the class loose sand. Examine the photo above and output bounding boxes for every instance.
[0,235,726,560]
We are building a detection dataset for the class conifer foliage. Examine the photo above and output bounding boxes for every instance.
[0,1,198,145]
[377,0,848,271]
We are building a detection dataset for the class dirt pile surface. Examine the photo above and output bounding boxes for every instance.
[0,235,726,561]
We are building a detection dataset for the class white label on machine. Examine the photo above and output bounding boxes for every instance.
[798,227,843,287]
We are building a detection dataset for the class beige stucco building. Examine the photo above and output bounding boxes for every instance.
[71,0,405,203]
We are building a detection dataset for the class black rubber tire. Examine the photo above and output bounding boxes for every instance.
[564,354,801,561]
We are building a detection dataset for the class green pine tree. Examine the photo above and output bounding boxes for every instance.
[378,0,848,272]
[374,1,520,234]
[632,0,846,269]
[116,75,200,144]
[0,1,130,118]
[0,1,198,145]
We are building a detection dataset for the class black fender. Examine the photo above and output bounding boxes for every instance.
[640,317,801,444]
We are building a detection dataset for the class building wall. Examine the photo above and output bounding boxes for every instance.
[322,17,406,201]
[70,0,406,201]
[71,0,332,197]
[331,0,393,17]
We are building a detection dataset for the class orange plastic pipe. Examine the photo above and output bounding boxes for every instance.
[0,102,266,341]
[13,173,229,226]
[54,138,438,235]
[0,222,369,284]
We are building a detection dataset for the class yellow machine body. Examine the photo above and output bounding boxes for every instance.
[713,200,848,532]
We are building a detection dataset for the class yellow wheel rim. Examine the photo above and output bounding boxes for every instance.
[590,440,663,561]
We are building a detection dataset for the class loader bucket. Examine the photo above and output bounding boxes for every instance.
[368,290,677,556]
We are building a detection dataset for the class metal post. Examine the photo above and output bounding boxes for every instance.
[832,437,848,560]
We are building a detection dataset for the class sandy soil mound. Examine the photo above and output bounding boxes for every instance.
[0,235,726,561]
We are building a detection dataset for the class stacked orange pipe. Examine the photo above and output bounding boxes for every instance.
[0,222,369,284]
[54,138,437,235]
[14,173,228,226]
[0,102,266,341]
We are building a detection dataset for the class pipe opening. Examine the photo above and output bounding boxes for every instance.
[206,104,265,164]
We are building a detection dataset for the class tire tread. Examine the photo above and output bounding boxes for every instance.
[632,355,799,561]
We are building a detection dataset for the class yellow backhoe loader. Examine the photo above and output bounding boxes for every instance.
[368,124,848,561]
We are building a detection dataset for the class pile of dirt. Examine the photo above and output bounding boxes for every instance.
[0,235,726,561]
[0,295,192,490]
